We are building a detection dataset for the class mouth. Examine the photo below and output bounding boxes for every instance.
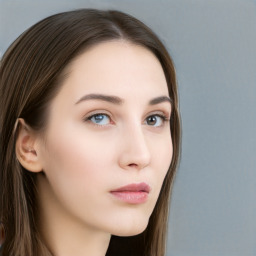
[110,182,151,204]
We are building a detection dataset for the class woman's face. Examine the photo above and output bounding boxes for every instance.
[37,40,173,236]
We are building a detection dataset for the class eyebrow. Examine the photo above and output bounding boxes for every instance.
[149,96,172,105]
[75,93,172,106]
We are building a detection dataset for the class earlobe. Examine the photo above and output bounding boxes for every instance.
[15,118,43,173]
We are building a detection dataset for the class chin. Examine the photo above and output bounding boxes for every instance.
[111,217,149,237]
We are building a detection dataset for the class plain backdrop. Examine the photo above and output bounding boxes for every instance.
[1,0,256,255]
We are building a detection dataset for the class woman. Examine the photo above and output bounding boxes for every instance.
[0,9,180,256]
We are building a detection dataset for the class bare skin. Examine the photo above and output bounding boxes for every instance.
[16,40,173,256]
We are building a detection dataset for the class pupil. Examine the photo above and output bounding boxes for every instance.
[95,115,104,122]
[147,116,156,125]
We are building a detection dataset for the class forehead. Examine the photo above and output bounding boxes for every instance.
[57,40,169,103]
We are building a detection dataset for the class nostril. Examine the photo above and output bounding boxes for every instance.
[128,163,138,168]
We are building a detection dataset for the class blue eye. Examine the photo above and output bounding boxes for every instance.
[88,114,111,125]
[145,115,167,127]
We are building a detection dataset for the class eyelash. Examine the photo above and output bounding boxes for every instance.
[83,112,170,128]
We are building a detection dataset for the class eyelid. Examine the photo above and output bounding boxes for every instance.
[83,110,114,126]
[82,109,171,128]
[146,110,171,120]
[142,111,170,129]
[83,110,112,119]
[147,114,169,125]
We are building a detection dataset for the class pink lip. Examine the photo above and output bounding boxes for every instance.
[110,182,151,204]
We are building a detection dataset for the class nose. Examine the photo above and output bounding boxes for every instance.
[118,124,151,171]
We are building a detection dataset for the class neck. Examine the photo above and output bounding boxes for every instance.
[36,174,111,256]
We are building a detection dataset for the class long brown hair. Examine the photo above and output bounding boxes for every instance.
[0,9,180,256]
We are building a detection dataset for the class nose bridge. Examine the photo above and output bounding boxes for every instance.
[119,120,151,170]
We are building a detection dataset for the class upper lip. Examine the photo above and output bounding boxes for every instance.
[111,182,151,193]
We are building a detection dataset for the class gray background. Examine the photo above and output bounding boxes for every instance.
[1,0,256,255]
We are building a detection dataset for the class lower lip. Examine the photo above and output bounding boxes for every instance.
[110,191,148,204]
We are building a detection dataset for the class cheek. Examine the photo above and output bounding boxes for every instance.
[138,131,171,202]
[152,131,173,170]
[152,133,173,190]
[39,125,115,200]
[38,129,120,229]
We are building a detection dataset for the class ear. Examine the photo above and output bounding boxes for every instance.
[15,118,43,173]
